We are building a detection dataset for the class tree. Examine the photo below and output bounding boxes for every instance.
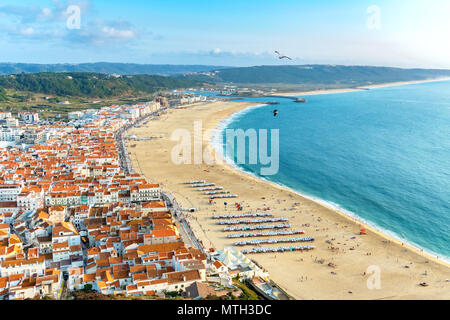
[83,284,93,292]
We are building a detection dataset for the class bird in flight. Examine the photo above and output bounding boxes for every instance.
[273,109,278,117]
[275,51,293,60]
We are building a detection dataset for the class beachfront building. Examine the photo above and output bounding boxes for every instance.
[141,202,167,215]
[130,184,161,202]
[0,100,248,299]
[144,229,178,245]
[213,247,270,280]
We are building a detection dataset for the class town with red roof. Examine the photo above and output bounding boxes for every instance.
[0,100,266,300]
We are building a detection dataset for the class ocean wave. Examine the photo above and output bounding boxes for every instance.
[209,103,269,165]
[209,105,450,265]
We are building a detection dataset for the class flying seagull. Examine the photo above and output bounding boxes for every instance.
[273,109,278,117]
[275,51,293,60]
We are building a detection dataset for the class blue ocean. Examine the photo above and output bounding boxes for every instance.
[213,80,450,261]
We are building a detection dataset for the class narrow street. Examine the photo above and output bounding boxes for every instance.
[162,191,203,251]
[116,105,207,254]
[58,279,68,300]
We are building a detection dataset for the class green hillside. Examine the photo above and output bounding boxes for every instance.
[0,63,228,76]
[0,87,7,101]
[0,72,202,98]
[183,65,450,87]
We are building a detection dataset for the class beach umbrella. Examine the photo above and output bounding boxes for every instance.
[360,229,367,235]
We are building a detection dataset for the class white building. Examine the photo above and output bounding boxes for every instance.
[52,222,81,246]
[0,257,46,277]
[0,112,12,119]
[130,184,161,202]
[0,128,22,144]
[214,247,270,280]
[68,111,84,120]
[0,184,22,202]
[17,191,43,212]
[18,112,40,124]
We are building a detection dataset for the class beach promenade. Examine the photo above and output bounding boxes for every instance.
[127,100,450,300]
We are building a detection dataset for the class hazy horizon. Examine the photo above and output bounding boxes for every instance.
[1,62,450,72]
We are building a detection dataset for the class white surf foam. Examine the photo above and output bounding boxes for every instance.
[209,104,450,265]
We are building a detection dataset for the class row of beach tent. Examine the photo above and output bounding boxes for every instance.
[242,245,316,254]
[184,180,238,201]
[183,180,205,184]
[204,190,230,195]
[234,237,314,247]
[197,187,223,191]
[191,183,215,188]
[210,194,238,199]
[212,212,273,220]
[227,230,305,238]
[223,223,291,232]
[217,218,288,225]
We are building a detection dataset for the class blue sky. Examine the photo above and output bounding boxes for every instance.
[0,0,449,68]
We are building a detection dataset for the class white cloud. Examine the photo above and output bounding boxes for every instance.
[20,27,35,36]
[0,2,140,47]
[101,26,137,40]
[41,8,52,18]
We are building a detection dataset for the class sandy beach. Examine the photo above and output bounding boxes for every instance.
[274,78,450,97]
[127,99,450,300]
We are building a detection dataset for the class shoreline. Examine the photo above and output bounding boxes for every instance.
[273,77,450,97]
[128,88,450,299]
[207,101,450,267]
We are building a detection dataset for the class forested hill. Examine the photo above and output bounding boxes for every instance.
[0,63,227,76]
[0,72,202,98]
[184,65,450,85]
[0,87,7,101]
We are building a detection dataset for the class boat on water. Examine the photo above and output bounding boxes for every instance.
[294,98,307,103]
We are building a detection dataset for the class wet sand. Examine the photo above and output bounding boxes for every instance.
[128,100,450,300]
